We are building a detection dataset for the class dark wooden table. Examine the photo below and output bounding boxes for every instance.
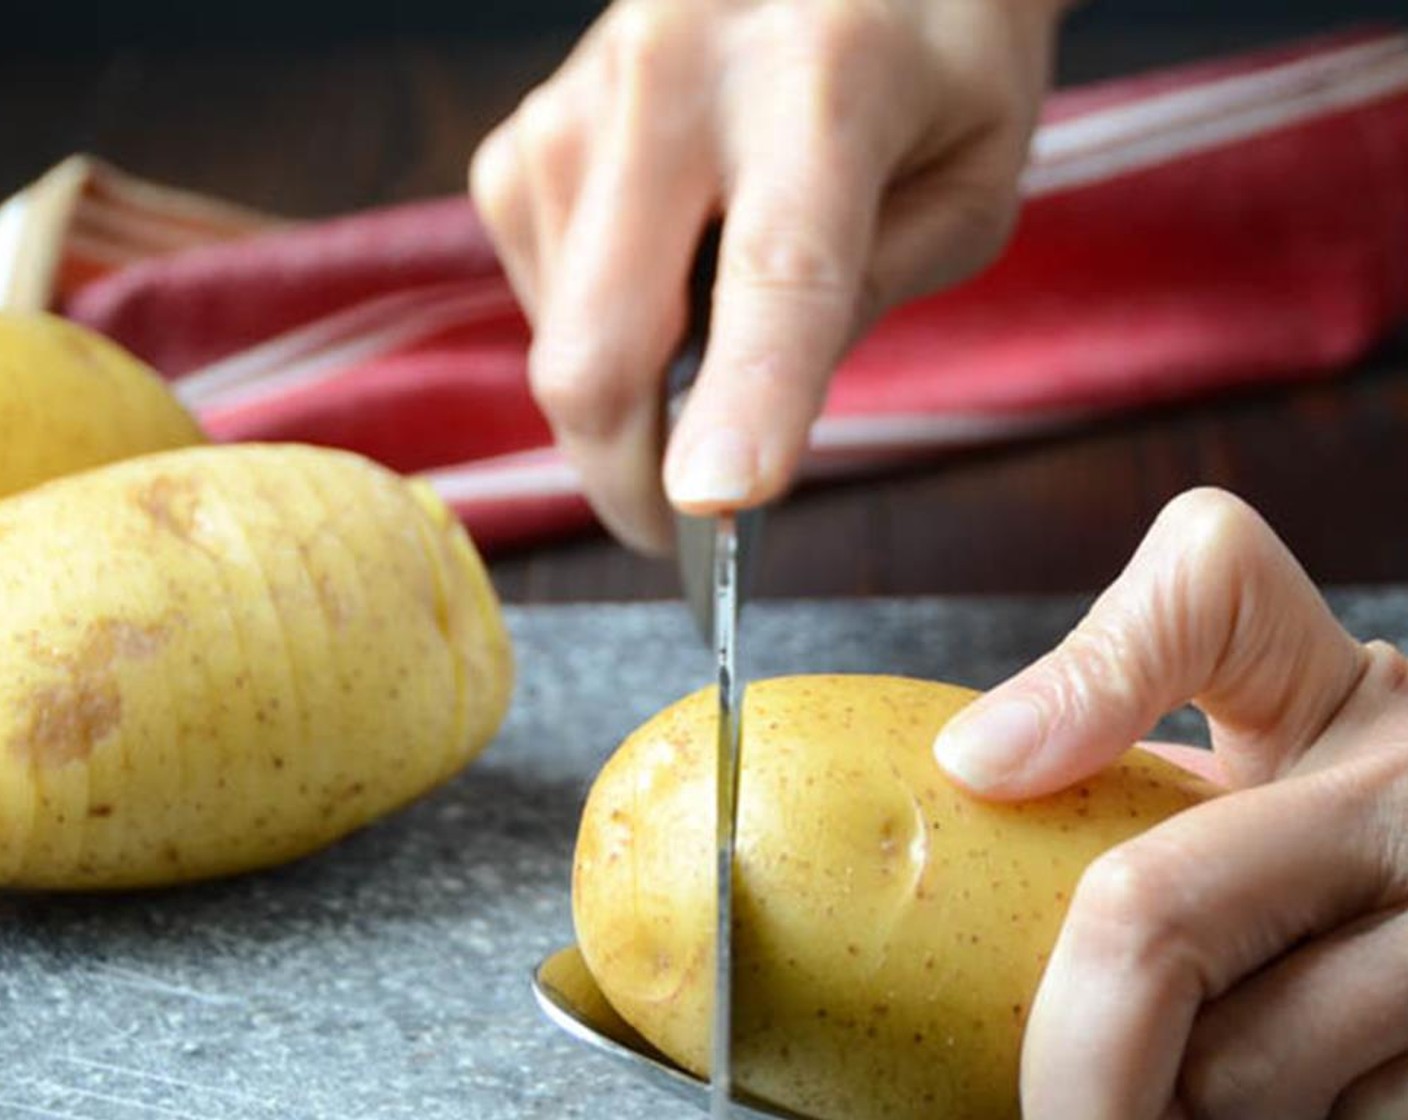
[4,20,1406,602]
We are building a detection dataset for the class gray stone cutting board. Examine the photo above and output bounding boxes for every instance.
[3,593,1406,1119]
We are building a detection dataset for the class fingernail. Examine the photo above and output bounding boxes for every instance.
[667,428,757,507]
[933,698,1045,793]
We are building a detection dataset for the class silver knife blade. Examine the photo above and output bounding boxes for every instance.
[675,507,762,644]
[665,224,751,1118]
[710,513,743,1120]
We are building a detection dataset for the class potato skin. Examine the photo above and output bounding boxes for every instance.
[0,443,512,889]
[0,312,205,499]
[574,675,1216,1120]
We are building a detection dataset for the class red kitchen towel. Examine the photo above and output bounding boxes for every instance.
[1,27,1405,551]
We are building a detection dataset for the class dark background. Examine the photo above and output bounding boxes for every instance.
[4,0,1405,50]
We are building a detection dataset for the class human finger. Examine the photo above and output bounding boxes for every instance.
[1333,1050,1408,1118]
[527,3,716,552]
[513,79,594,306]
[1177,904,1408,1118]
[469,120,542,318]
[933,488,1367,798]
[662,6,901,513]
[865,129,1025,318]
[1021,757,1404,1120]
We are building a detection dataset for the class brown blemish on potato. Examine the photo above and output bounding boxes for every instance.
[878,818,900,861]
[90,618,169,662]
[135,474,203,541]
[9,617,170,767]
[14,679,122,767]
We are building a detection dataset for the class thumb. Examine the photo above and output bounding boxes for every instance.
[934,488,1366,799]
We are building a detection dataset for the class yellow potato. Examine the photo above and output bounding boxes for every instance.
[574,675,1216,1120]
[0,311,205,500]
[0,443,512,889]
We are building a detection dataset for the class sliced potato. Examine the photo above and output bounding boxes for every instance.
[0,443,512,888]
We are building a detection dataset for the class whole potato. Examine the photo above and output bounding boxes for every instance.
[0,443,512,889]
[574,675,1216,1120]
[0,311,205,500]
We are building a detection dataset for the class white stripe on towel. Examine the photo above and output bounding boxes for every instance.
[178,281,519,412]
[1027,35,1408,194]
[0,193,32,308]
[417,406,1089,508]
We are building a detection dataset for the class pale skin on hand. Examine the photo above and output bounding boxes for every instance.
[469,0,1070,552]
[933,487,1408,1120]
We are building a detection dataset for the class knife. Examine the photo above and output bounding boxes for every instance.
[668,225,759,1120]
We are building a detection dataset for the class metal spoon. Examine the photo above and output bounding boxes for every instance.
[531,945,810,1119]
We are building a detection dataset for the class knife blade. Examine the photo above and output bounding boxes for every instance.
[667,226,756,1120]
[708,512,742,1119]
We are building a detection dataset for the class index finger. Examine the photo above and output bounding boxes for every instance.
[662,36,890,513]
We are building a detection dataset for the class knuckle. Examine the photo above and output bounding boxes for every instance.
[516,86,577,161]
[1147,488,1280,651]
[894,182,1021,302]
[1156,485,1254,531]
[945,185,1021,273]
[776,5,899,137]
[822,2,896,63]
[1361,639,1408,695]
[1332,1059,1408,1118]
[604,0,678,84]
[724,227,853,299]
[467,127,519,219]
[528,337,634,441]
[1154,488,1265,568]
[789,0,895,69]
[1178,1033,1287,1120]
[1070,841,1197,970]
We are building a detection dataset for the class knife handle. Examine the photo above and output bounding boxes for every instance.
[666,221,723,413]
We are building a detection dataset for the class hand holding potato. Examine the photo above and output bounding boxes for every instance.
[935,488,1408,1119]
[470,0,1068,552]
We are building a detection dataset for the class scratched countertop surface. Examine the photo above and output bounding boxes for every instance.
[3,593,1407,1120]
